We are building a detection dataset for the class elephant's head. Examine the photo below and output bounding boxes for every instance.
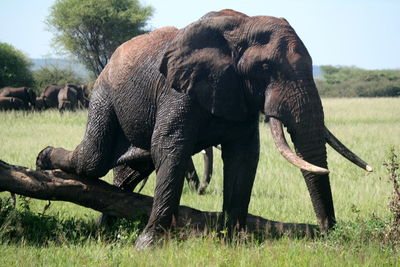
[160,9,371,232]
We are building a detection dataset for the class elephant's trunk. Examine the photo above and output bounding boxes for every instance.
[291,125,335,231]
[265,79,372,231]
[266,80,335,231]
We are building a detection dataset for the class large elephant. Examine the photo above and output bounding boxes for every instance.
[36,9,372,249]
[0,87,36,109]
[0,96,26,110]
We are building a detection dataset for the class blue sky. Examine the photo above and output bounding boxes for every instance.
[0,0,399,69]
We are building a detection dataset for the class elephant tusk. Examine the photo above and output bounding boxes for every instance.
[269,117,330,175]
[324,127,373,172]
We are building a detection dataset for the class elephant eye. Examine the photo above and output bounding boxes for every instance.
[251,32,271,46]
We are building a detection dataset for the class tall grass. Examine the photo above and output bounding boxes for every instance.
[0,98,400,265]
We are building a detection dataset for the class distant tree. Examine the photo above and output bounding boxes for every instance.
[0,42,34,88]
[33,64,85,94]
[47,0,153,76]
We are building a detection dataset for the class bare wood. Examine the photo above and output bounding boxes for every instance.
[0,159,318,237]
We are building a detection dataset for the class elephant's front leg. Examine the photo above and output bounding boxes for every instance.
[135,145,194,249]
[135,98,199,250]
[221,124,259,235]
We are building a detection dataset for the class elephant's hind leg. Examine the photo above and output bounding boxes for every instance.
[36,86,119,178]
[98,163,155,226]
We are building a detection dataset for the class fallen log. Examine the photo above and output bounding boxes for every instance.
[0,159,318,238]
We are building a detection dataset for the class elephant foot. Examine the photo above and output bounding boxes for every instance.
[135,230,156,250]
[36,146,54,170]
[97,213,118,227]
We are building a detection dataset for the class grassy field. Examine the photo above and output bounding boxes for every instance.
[0,98,399,265]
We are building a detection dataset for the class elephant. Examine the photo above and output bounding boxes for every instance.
[98,146,213,226]
[35,97,48,110]
[0,87,36,109]
[36,9,372,249]
[75,84,90,109]
[0,96,26,110]
[58,84,79,112]
[39,84,64,109]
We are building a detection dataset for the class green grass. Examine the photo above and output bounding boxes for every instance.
[0,98,400,265]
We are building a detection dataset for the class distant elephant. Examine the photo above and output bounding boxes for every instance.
[76,84,90,108]
[0,87,36,109]
[40,84,64,109]
[0,96,26,110]
[36,9,372,249]
[58,84,78,112]
[35,97,48,110]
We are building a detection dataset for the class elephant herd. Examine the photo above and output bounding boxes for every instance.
[0,84,90,112]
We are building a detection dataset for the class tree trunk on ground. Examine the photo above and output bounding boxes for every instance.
[0,159,318,238]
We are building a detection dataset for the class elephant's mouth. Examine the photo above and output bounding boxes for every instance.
[268,117,373,174]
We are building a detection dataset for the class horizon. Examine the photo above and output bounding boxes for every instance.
[1,0,399,70]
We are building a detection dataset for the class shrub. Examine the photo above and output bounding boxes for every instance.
[316,66,400,97]
[33,64,85,94]
[0,42,34,88]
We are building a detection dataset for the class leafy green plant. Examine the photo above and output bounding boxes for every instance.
[0,42,34,87]
[46,0,153,76]
[316,66,400,97]
[33,64,85,94]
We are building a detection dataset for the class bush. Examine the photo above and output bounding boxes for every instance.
[47,0,153,76]
[316,66,400,97]
[33,64,86,94]
[0,42,34,88]
[384,147,400,245]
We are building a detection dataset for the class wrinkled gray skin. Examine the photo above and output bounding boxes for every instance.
[0,96,26,110]
[0,87,36,109]
[36,10,337,249]
[58,84,79,112]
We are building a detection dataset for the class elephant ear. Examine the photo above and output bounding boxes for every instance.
[159,17,248,121]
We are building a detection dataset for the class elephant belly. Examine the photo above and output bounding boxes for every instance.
[194,116,258,154]
[113,97,156,151]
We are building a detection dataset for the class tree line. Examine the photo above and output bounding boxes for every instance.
[316,66,400,97]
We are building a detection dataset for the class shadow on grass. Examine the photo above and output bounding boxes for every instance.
[0,196,147,246]
[1,196,394,248]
